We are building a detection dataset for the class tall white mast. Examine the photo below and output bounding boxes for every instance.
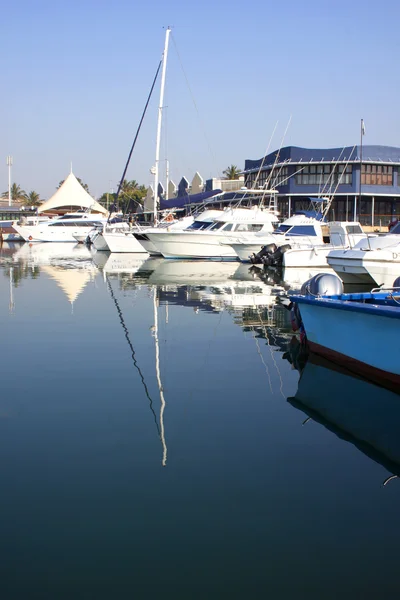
[7,155,13,207]
[153,27,171,225]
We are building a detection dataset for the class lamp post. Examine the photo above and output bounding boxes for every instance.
[6,155,13,207]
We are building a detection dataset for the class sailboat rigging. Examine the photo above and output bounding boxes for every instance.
[110,60,162,219]
[110,26,171,222]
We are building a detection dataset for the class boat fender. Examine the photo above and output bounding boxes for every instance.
[290,302,302,332]
[29,236,33,241]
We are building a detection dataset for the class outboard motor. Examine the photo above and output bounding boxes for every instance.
[300,272,343,296]
[290,273,343,340]
[268,244,291,267]
[250,243,277,265]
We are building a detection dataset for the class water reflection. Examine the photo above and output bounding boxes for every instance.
[285,338,400,486]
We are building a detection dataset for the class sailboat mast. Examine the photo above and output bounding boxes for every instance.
[153,27,171,225]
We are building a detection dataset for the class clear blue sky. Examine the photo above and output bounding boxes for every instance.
[1,0,399,200]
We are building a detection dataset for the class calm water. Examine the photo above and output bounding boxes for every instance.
[1,242,400,599]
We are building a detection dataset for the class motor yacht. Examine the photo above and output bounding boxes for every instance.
[228,212,326,262]
[146,206,279,259]
[132,210,223,254]
[13,211,107,243]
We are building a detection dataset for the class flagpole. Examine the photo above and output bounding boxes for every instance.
[357,118,364,221]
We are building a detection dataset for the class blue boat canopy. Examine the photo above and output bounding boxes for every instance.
[295,210,325,221]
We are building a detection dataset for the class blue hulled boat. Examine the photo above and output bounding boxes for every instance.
[288,273,400,391]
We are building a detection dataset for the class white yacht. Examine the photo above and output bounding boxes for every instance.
[13,211,107,243]
[92,210,222,254]
[132,210,223,254]
[327,221,400,286]
[228,212,326,262]
[278,222,368,268]
[146,206,279,259]
[232,220,367,268]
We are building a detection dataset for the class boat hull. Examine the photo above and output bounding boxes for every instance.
[102,231,149,254]
[146,231,240,259]
[328,249,400,287]
[283,246,331,268]
[292,297,400,388]
[13,223,103,243]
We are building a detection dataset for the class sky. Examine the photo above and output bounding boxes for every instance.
[1,0,400,200]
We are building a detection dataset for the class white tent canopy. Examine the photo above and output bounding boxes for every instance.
[39,172,108,215]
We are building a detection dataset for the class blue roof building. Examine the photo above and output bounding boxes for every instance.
[243,145,400,226]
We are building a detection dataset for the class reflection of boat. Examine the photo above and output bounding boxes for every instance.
[12,241,93,267]
[288,346,400,483]
[247,264,337,293]
[91,251,150,274]
[148,259,240,285]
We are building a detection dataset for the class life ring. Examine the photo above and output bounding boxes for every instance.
[166,213,174,222]
[393,253,398,260]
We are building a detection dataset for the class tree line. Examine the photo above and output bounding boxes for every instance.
[1,166,241,210]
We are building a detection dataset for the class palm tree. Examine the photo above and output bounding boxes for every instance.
[222,165,241,180]
[24,191,42,207]
[1,183,27,201]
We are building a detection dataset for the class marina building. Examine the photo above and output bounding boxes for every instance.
[243,145,400,227]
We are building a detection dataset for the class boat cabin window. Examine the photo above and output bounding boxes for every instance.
[287,225,318,236]
[58,214,81,220]
[186,221,214,230]
[49,221,100,227]
[345,224,363,234]
[235,223,264,232]
[274,224,291,234]
[222,223,234,231]
[209,221,226,230]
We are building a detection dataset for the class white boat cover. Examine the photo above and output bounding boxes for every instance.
[39,173,108,215]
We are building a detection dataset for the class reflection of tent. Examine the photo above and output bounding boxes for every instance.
[41,265,94,305]
[39,172,108,215]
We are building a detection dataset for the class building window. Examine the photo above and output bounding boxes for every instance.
[245,166,289,189]
[361,164,393,185]
[296,164,352,186]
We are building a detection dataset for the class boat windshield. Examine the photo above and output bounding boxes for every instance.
[274,224,291,234]
[345,224,363,234]
[186,221,215,230]
[286,225,318,236]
